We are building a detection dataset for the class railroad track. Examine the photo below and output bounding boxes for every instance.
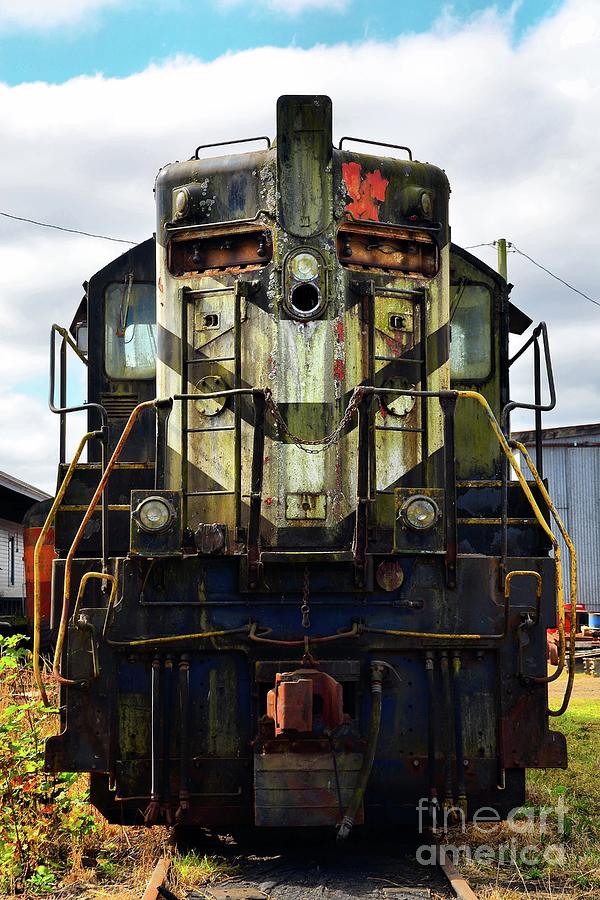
[141,834,480,900]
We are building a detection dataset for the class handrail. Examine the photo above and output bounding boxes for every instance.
[338,136,413,160]
[502,320,555,496]
[194,136,271,159]
[53,400,155,684]
[512,440,577,715]
[33,430,97,705]
[49,323,106,426]
[457,389,567,685]
[57,387,571,714]
[49,323,109,568]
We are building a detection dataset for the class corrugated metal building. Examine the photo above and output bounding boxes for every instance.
[0,471,50,618]
[512,423,600,614]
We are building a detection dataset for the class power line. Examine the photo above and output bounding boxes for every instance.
[0,210,137,245]
[510,243,600,310]
[463,239,600,310]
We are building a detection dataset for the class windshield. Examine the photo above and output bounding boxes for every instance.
[105,280,156,380]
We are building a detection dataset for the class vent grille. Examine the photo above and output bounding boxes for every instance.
[101,393,139,419]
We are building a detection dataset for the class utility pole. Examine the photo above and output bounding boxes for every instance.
[497,238,508,281]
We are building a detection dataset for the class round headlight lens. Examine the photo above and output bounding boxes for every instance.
[136,497,174,533]
[175,188,189,217]
[290,251,319,282]
[400,495,439,531]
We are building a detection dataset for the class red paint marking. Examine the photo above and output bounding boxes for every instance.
[383,334,403,356]
[342,161,389,221]
[335,319,345,343]
[266,497,273,506]
[333,358,345,381]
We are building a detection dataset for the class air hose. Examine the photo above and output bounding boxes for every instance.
[337,661,385,842]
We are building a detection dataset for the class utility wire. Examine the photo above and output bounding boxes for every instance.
[0,210,137,245]
[463,239,600,309]
[510,243,600,309]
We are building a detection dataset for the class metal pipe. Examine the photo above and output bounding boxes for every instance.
[337,661,384,842]
[425,652,438,820]
[451,653,467,816]
[534,337,543,478]
[33,430,96,706]
[440,652,455,814]
[162,656,174,823]
[54,400,155,684]
[177,655,191,822]
[247,390,266,589]
[59,338,67,464]
[353,393,372,587]
[512,440,577,712]
[441,395,457,589]
[144,657,162,825]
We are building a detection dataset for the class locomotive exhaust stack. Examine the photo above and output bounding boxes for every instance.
[32,94,575,833]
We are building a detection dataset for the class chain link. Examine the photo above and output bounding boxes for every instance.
[263,385,365,454]
[301,564,311,629]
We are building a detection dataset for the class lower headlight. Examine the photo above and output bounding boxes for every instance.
[134,496,176,533]
[399,495,440,531]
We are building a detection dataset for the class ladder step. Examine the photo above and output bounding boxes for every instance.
[185,426,235,434]
[375,356,423,364]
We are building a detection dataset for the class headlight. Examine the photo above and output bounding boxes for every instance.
[134,496,175,533]
[290,251,319,282]
[174,188,189,217]
[399,495,440,531]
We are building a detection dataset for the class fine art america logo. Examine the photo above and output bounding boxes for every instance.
[415,797,566,867]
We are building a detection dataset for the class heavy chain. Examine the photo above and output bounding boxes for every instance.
[301,565,311,629]
[263,385,365,454]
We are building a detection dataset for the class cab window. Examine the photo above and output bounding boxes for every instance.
[105,280,156,380]
[449,283,492,381]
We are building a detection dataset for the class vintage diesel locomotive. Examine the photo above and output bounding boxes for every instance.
[29,95,575,833]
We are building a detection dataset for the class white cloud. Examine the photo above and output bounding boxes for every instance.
[217,0,349,14]
[0,0,127,30]
[1,0,599,489]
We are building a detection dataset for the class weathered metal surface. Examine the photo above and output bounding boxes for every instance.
[254,751,363,827]
[44,94,570,834]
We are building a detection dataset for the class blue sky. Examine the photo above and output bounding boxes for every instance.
[0,0,561,85]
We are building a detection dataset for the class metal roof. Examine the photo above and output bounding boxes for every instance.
[513,422,600,443]
[0,470,50,503]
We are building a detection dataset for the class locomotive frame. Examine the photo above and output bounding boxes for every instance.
[27,95,575,834]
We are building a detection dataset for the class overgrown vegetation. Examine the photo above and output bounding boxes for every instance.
[453,676,600,898]
[0,634,98,894]
[0,636,239,898]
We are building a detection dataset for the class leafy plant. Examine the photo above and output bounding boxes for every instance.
[0,634,96,894]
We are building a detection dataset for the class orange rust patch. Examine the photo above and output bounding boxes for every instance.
[342,161,389,221]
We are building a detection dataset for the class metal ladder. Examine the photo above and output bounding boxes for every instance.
[180,281,248,536]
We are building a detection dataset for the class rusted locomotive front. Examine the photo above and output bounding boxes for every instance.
[41,95,571,832]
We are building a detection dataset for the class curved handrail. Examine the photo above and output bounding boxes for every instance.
[512,440,577,715]
[33,430,97,705]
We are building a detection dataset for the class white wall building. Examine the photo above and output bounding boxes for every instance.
[0,471,50,619]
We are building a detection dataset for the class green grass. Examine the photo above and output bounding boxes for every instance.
[455,678,600,899]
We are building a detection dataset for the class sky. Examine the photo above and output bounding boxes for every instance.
[0,0,598,491]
